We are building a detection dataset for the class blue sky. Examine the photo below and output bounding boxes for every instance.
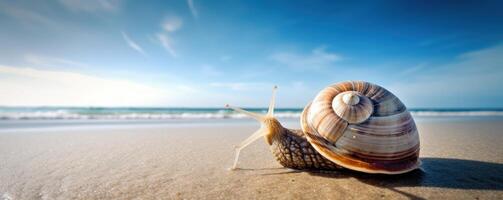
[0,0,502,108]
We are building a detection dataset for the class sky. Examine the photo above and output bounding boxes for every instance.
[0,0,502,108]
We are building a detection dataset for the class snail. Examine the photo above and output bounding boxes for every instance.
[225,81,420,174]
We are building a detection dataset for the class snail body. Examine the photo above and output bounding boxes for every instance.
[226,81,420,174]
[269,122,343,170]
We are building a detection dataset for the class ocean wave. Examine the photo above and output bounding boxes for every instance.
[0,111,302,120]
[411,111,503,117]
[1,110,503,120]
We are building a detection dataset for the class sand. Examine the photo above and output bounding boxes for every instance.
[1,118,503,199]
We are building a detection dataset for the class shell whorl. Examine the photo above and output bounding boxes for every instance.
[300,81,420,174]
[332,91,373,124]
[342,92,360,105]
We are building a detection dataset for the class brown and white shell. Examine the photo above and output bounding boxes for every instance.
[301,81,420,174]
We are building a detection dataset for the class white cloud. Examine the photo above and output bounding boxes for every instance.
[157,33,177,57]
[271,47,342,69]
[24,54,89,68]
[121,32,147,56]
[175,85,199,93]
[162,17,183,32]
[388,44,503,108]
[0,65,173,106]
[58,0,121,12]
[210,82,270,91]
[187,0,198,19]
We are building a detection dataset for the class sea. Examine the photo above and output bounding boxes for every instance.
[1,107,503,131]
[1,107,503,120]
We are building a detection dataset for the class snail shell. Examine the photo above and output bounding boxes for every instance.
[301,81,420,174]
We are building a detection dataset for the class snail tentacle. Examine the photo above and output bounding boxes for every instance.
[225,104,264,121]
[231,128,266,170]
[226,86,280,170]
[267,85,278,116]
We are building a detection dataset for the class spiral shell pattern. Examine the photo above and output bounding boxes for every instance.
[301,81,420,174]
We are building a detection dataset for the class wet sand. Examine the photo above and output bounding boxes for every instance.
[1,119,503,199]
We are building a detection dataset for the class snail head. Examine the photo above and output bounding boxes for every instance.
[225,86,283,170]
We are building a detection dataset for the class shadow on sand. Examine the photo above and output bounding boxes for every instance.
[343,157,503,190]
[254,157,503,199]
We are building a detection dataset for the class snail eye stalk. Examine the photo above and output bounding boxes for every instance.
[267,85,278,117]
[225,104,264,122]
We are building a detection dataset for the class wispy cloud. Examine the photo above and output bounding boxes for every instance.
[389,44,503,107]
[210,82,270,91]
[209,81,316,107]
[399,63,428,76]
[24,54,89,68]
[0,2,60,28]
[418,35,458,47]
[271,47,342,69]
[58,0,121,13]
[157,33,177,57]
[157,17,183,57]
[187,0,198,19]
[162,17,183,32]
[454,44,503,73]
[121,31,147,56]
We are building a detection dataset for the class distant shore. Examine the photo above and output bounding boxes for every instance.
[1,118,502,199]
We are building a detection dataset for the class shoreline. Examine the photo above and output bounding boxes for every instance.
[2,115,503,132]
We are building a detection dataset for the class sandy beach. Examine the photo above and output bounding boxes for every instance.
[1,118,502,199]
[1,0,502,199]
